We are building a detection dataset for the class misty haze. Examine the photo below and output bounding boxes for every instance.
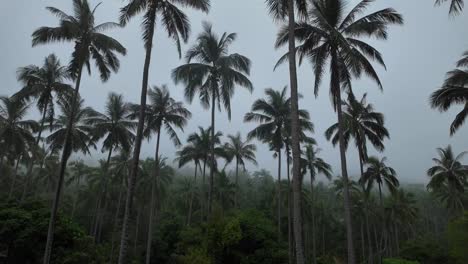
[0,0,467,263]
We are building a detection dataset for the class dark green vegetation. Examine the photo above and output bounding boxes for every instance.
[1,0,468,263]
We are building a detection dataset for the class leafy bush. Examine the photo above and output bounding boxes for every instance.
[447,211,468,264]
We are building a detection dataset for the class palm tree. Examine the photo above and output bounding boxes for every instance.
[87,93,135,241]
[427,145,468,213]
[0,96,38,199]
[223,132,257,208]
[131,85,191,264]
[301,143,332,264]
[118,0,209,260]
[0,96,38,168]
[275,1,403,262]
[173,22,253,214]
[266,0,311,260]
[435,0,464,15]
[361,156,399,205]
[46,96,99,159]
[244,87,311,244]
[15,54,73,193]
[175,141,203,225]
[325,93,389,179]
[430,51,468,135]
[32,1,126,261]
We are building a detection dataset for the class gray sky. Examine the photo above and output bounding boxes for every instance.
[1,0,468,184]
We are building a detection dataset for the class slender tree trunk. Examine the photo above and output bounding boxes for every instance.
[22,99,49,201]
[93,146,113,241]
[201,159,207,221]
[287,0,305,262]
[332,51,356,264]
[145,129,161,264]
[187,163,198,226]
[8,158,21,200]
[42,65,83,264]
[71,176,81,219]
[310,173,317,264]
[366,210,374,264]
[134,206,141,256]
[234,158,239,208]
[110,175,125,262]
[361,222,365,263]
[277,149,282,242]
[208,84,216,215]
[118,6,156,263]
[394,223,399,255]
[287,154,293,264]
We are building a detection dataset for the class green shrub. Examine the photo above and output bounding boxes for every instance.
[383,258,420,264]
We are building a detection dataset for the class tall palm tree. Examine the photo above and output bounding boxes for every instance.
[0,96,38,199]
[223,132,257,208]
[275,1,403,262]
[118,0,209,260]
[32,1,126,262]
[435,0,464,15]
[301,143,332,264]
[0,96,38,167]
[266,0,310,260]
[325,93,389,179]
[173,22,253,214]
[427,145,468,214]
[87,93,135,241]
[361,156,399,205]
[45,96,99,159]
[430,51,468,135]
[130,85,190,264]
[175,141,203,225]
[244,87,311,244]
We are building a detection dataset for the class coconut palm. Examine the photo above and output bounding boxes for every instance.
[300,143,332,264]
[175,142,203,225]
[266,0,311,260]
[435,0,464,15]
[32,1,126,261]
[325,93,389,178]
[87,93,136,241]
[275,1,403,261]
[427,145,468,214]
[118,0,209,261]
[130,85,190,264]
[172,22,253,214]
[0,96,38,169]
[46,96,99,159]
[430,51,468,135]
[361,156,399,205]
[223,132,257,207]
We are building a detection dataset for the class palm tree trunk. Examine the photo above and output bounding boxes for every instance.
[310,173,317,264]
[277,149,282,242]
[366,209,374,264]
[93,146,113,241]
[332,51,356,264]
[287,154,293,264]
[110,174,126,262]
[234,157,239,208]
[43,64,83,264]
[22,99,49,201]
[118,5,156,263]
[361,222,365,263]
[208,85,216,215]
[187,163,198,226]
[8,158,21,200]
[71,176,81,219]
[287,0,305,262]
[201,159,207,221]
[145,129,161,264]
[134,206,141,256]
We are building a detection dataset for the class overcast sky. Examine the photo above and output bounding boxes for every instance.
[1,0,468,184]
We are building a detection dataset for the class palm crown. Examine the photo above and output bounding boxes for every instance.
[430,51,468,135]
[173,22,253,119]
[301,143,332,183]
[275,0,403,106]
[15,54,73,127]
[32,0,126,81]
[224,132,257,170]
[361,156,399,200]
[427,145,468,193]
[88,93,136,154]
